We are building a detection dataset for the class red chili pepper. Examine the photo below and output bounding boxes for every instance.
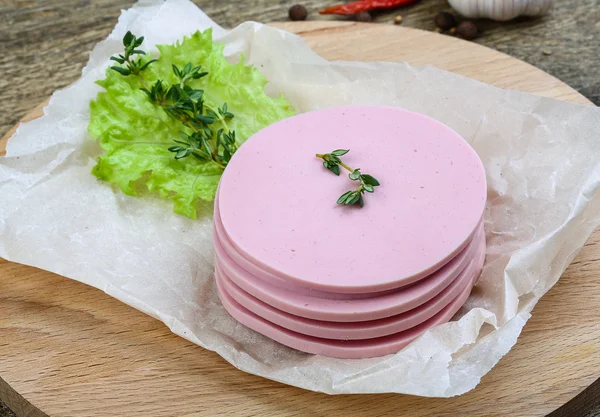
[320,0,418,15]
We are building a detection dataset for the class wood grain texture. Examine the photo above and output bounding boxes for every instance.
[1,19,600,417]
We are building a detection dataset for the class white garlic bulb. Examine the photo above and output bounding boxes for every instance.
[447,0,553,21]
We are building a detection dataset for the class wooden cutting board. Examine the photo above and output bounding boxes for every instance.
[1,21,598,417]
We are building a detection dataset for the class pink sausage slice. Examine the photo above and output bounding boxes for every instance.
[218,106,486,294]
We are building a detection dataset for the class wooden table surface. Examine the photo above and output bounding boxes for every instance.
[0,1,599,416]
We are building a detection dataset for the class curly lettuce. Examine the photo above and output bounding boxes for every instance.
[89,29,295,218]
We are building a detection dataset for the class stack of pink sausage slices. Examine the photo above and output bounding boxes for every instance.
[213,106,487,359]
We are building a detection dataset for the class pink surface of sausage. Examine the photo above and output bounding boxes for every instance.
[218,106,486,293]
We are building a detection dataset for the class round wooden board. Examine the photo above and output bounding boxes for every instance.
[1,21,598,417]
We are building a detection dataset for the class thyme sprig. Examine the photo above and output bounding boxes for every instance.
[316,149,380,208]
[110,32,157,76]
[109,32,237,169]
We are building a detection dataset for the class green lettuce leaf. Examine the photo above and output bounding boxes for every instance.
[89,29,295,218]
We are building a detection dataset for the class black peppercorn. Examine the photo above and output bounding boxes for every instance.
[457,21,479,40]
[355,11,373,22]
[289,4,308,21]
[434,12,457,31]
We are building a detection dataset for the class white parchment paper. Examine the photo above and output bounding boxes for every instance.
[2,0,600,397]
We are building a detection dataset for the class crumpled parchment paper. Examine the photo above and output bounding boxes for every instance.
[1,0,600,397]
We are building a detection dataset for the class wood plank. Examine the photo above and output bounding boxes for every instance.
[1,21,598,417]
